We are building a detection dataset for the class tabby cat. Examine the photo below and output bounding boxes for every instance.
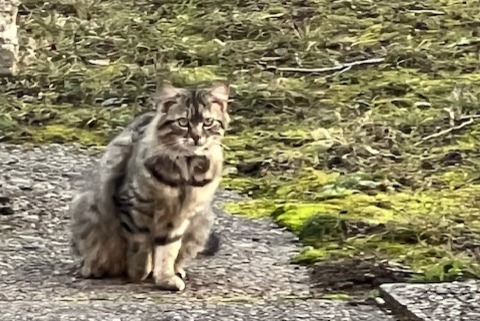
[69,82,230,291]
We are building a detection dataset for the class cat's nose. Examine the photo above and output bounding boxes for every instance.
[191,134,201,145]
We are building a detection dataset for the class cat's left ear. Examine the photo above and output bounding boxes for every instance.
[207,82,230,112]
[153,82,182,113]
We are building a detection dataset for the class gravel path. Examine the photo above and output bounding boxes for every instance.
[0,144,398,320]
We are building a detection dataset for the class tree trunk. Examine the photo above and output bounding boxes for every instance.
[0,0,19,76]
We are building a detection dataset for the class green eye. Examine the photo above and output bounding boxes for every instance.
[203,118,214,127]
[177,118,189,127]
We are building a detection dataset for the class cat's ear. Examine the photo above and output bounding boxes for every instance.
[207,82,230,112]
[153,82,182,113]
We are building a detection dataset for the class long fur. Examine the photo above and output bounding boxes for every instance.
[69,82,230,290]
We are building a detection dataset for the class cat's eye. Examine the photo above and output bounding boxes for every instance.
[203,118,214,127]
[177,118,189,127]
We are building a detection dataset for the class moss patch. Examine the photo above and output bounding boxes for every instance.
[223,170,480,282]
[31,124,103,145]
[2,0,480,287]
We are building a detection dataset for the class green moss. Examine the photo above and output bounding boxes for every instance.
[177,66,224,83]
[321,293,351,300]
[414,257,480,282]
[293,246,356,264]
[221,199,278,219]
[31,124,103,145]
[223,171,480,280]
[438,169,470,190]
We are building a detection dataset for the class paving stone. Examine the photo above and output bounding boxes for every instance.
[380,281,480,321]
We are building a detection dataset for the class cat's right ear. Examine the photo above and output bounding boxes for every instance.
[153,82,181,113]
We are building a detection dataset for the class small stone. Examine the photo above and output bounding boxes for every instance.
[9,178,33,190]
[375,297,385,305]
[0,206,14,215]
[6,159,19,165]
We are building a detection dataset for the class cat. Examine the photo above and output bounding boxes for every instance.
[69,81,230,291]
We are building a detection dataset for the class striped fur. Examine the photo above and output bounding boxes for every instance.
[69,82,230,290]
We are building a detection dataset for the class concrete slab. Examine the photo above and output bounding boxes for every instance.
[380,281,480,321]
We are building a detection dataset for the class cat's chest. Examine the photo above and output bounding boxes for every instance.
[153,184,202,206]
[145,154,214,187]
[151,180,217,221]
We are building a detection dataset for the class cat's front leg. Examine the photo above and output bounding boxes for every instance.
[152,220,190,291]
[126,234,153,282]
[174,209,215,280]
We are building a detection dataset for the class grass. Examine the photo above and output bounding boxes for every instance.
[1,0,480,286]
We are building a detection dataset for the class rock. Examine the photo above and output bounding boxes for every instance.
[0,205,14,215]
[9,178,33,190]
[375,297,385,306]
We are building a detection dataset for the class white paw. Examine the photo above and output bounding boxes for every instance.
[154,274,186,291]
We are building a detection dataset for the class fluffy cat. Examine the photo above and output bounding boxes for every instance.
[69,82,230,291]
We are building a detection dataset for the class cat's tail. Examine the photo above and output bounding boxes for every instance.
[199,230,221,257]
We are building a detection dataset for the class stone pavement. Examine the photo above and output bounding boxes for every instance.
[0,143,477,320]
[380,281,480,321]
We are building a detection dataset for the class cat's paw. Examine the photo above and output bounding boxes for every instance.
[154,274,186,291]
[127,250,152,282]
[128,266,151,282]
[175,265,187,280]
[80,261,107,279]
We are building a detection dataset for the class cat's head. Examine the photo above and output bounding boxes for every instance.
[147,82,231,155]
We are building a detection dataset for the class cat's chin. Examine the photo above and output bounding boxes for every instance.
[192,147,208,156]
[178,145,208,156]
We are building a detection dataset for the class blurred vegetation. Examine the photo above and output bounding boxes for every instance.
[1,0,480,288]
